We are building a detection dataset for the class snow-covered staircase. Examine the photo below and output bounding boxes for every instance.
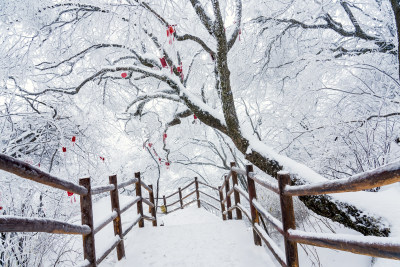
[107,206,274,267]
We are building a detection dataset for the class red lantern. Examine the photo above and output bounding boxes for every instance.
[158,158,161,162]
[72,136,76,142]
[67,191,73,197]
[177,66,182,73]
[62,147,66,152]
[0,207,3,210]
[121,72,127,78]
[160,58,168,68]
[148,143,152,148]
[194,114,197,120]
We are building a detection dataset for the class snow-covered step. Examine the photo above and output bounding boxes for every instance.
[110,206,274,266]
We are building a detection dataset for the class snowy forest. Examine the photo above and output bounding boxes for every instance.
[1,0,400,266]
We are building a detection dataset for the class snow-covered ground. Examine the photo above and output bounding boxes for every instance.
[90,198,399,267]
[101,206,274,267]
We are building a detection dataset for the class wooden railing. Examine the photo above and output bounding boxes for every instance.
[161,177,221,215]
[218,161,400,267]
[2,152,400,267]
[0,154,157,267]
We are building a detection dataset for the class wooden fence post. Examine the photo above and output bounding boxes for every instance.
[149,185,157,227]
[135,172,144,228]
[231,162,242,220]
[163,195,168,214]
[79,177,97,266]
[195,177,200,208]
[218,186,227,221]
[278,171,299,267]
[246,165,261,246]
[178,187,183,209]
[224,175,232,220]
[109,175,125,260]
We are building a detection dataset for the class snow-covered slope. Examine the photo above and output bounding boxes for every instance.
[107,206,274,267]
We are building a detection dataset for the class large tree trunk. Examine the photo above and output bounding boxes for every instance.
[209,0,390,237]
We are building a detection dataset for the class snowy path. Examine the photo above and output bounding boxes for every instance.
[112,206,274,267]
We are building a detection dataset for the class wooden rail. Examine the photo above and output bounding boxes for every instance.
[2,153,400,266]
[218,161,400,266]
[0,153,157,267]
[160,178,220,215]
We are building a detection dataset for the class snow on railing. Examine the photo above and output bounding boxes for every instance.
[0,153,87,195]
[0,154,158,267]
[217,161,400,266]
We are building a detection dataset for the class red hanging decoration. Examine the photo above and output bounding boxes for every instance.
[160,58,168,68]
[167,25,176,44]
[0,207,3,210]
[165,161,170,170]
[67,191,73,197]
[148,143,153,148]
[38,163,41,168]
[121,72,128,78]
[62,147,67,152]
[99,156,105,161]
[72,136,76,142]
[177,65,183,79]
[163,133,167,141]
[158,157,162,162]
[193,114,197,120]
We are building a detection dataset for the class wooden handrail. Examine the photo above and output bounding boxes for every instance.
[0,153,88,195]
[199,190,220,202]
[0,216,91,235]
[285,160,400,196]
[142,197,155,208]
[199,199,220,211]
[0,158,154,267]
[252,200,284,234]
[165,180,196,199]
[140,180,153,193]
[142,215,156,221]
[4,154,400,267]
[219,170,232,192]
[165,190,179,199]
[92,184,115,195]
[123,215,142,237]
[118,178,138,189]
[254,224,287,267]
[198,180,219,191]
[288,229,400,260]
[234,186,249,202]
[93,210,118,235]
[120,196,141,214]
[166,199,181,207]
[182,190,196,201]
[181,180,195,191]
[236,203,252,222]
[248,172,279,194]
[96,236,122,265]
